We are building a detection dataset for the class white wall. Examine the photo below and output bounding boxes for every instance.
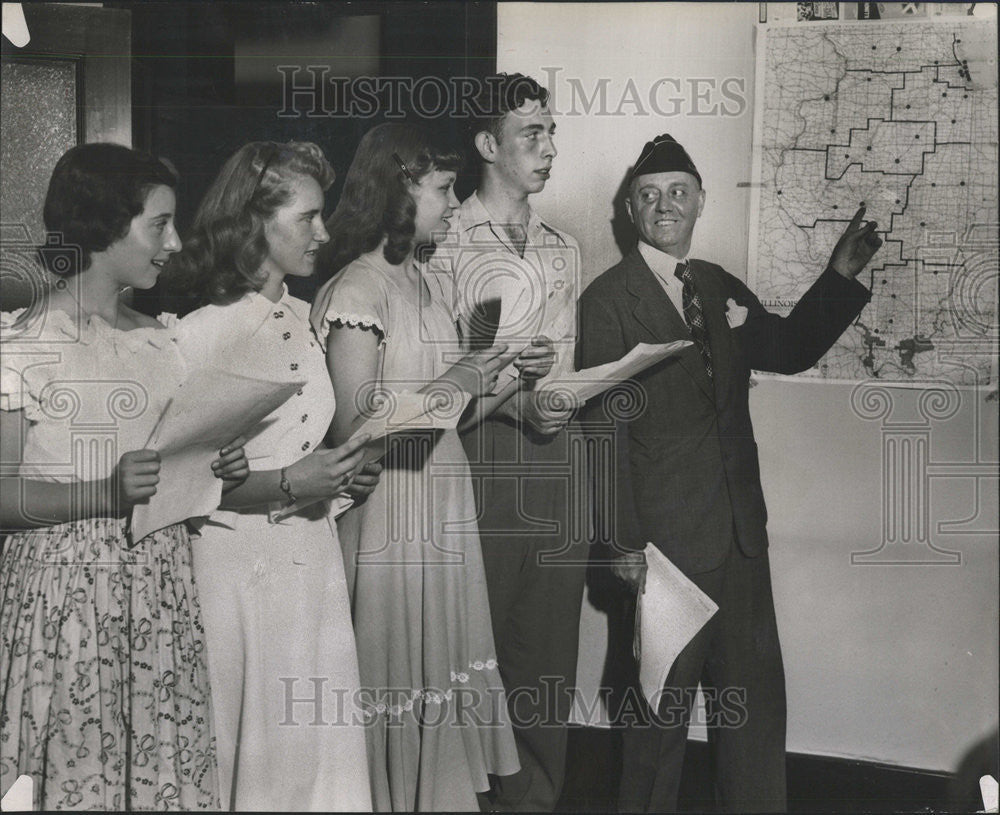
[498,1,758,281]
[498,1,999,772]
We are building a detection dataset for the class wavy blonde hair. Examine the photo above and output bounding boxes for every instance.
[167,141,334,306]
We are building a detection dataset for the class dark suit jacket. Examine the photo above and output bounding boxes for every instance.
[577,248,871,575]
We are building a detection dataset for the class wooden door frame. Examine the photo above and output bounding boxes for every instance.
[1,3,131,310]
[1,2,131,146]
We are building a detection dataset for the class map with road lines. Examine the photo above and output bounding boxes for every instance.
[749,20,998,386]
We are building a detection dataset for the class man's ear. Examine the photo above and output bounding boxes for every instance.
[474,130,497,163]
[696,188,706,219]
[624,195,634,224]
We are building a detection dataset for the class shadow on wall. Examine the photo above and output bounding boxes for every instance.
[583,545,632,724]
[949,728,999,812]
[611,169,637,260]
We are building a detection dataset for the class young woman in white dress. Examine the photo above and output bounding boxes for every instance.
[164,140,378,812]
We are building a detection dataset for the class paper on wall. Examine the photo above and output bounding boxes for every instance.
[637,542,719,709]
[129,368,304,542]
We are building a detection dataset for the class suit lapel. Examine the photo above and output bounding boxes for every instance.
[624,249,714,400]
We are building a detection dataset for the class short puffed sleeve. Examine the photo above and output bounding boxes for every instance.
[0,310,45,419]
[314,260,390,347]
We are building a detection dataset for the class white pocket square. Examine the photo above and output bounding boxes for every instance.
[725,298,748,329]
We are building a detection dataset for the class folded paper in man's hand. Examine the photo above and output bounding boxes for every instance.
[540,340,691,406]
[637,542,719,709]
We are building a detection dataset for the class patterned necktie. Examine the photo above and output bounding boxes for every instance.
[674,262,713,379]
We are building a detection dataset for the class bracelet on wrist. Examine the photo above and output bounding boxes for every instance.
[279,467,297,506]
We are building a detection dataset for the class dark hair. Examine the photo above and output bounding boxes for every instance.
[318,123,462,277]
[166,141,335,306]
[468,73,549,146]
[40,142,177,276]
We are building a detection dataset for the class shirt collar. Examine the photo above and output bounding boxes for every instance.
[638,240,688,284]
[459,191,550,244]
[243,282,309,329]
[278,285,310,322]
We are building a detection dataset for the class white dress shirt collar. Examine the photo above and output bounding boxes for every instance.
[637,240,687,317]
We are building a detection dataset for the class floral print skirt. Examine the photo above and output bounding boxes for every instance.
[0,519,219,810]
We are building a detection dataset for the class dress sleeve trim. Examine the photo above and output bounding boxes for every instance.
[323,311,386,338]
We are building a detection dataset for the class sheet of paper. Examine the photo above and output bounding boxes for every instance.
[351,388,472,463]
[271,491,354,524]
[539,340,692,406]
[638,543,719,710]
[490,260,578,391]
[130,368,304,542]
[269,389,471,521]
[538,287,578,380]
[980,774,998,813]
[492,275,534,388]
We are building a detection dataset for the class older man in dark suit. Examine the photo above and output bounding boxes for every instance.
[577,134,883,812]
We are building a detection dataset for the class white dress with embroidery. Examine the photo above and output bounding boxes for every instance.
[175,288,371,812]
[316,251,520,812]
[0,307,218,810]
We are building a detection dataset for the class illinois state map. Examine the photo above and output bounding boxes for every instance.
[749,19,998,386]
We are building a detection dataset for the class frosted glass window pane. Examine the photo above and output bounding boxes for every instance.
[1,60,78,244]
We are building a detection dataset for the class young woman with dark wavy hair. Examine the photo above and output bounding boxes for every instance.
[166,141,376,811]
[0,143,249,810]
[309,123,556,811]
[319,123,459,276]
